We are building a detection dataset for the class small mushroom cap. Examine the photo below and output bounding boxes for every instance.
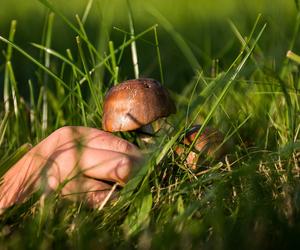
[175,125,228,169]
[183,125,225,157]
[102,78,176,132]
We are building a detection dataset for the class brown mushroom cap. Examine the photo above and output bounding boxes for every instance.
[102,78,176,132]
[183,125,225,156]
[175,125,227,169]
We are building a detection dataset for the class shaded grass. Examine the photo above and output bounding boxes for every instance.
[0,0,300,249]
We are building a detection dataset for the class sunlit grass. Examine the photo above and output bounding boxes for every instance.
[0,0,300,249]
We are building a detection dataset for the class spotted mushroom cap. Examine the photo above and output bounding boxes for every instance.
[102,78,176,132]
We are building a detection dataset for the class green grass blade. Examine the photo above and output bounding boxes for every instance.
[286,50,300,64]
[7,62,19,119]
[75,14,96,66]
[42,12,55,133]
[127,0,140,78]
[66,49,88,126]
[0,113,9,148]
[81,0,94,24]
[153,26,164,84]
[3,20,17,114]
[76,36,102,116]
[28,80,37,135]
[108,41,119,84]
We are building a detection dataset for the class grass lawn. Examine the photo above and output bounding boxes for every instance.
[0,0,300,249]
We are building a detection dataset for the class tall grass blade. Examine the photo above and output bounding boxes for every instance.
[76,36,102,116]
[0,113,9,148]
[127,0,139,79]
[7,62,19,119]
[82,0,94,24]
[108,41,119,84]
[153,26,164,84]
[287,50,300,64]
[3,20,17,114]
[66,49,88,126]
[42,12,55,133]
[28,80,37,134]
[75,14,96,66]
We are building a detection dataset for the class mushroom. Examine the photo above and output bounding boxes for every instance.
[102,78,176,136]
[175,125,228,169]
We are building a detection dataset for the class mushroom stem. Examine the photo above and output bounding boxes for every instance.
[138,134,155,146]
[137,118,175,148]
[136,124,156,147]
[139,124,155,135]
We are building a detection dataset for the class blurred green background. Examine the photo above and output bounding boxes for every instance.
[0,0,298,92]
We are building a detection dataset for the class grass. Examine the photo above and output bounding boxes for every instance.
[0,0,300,249]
